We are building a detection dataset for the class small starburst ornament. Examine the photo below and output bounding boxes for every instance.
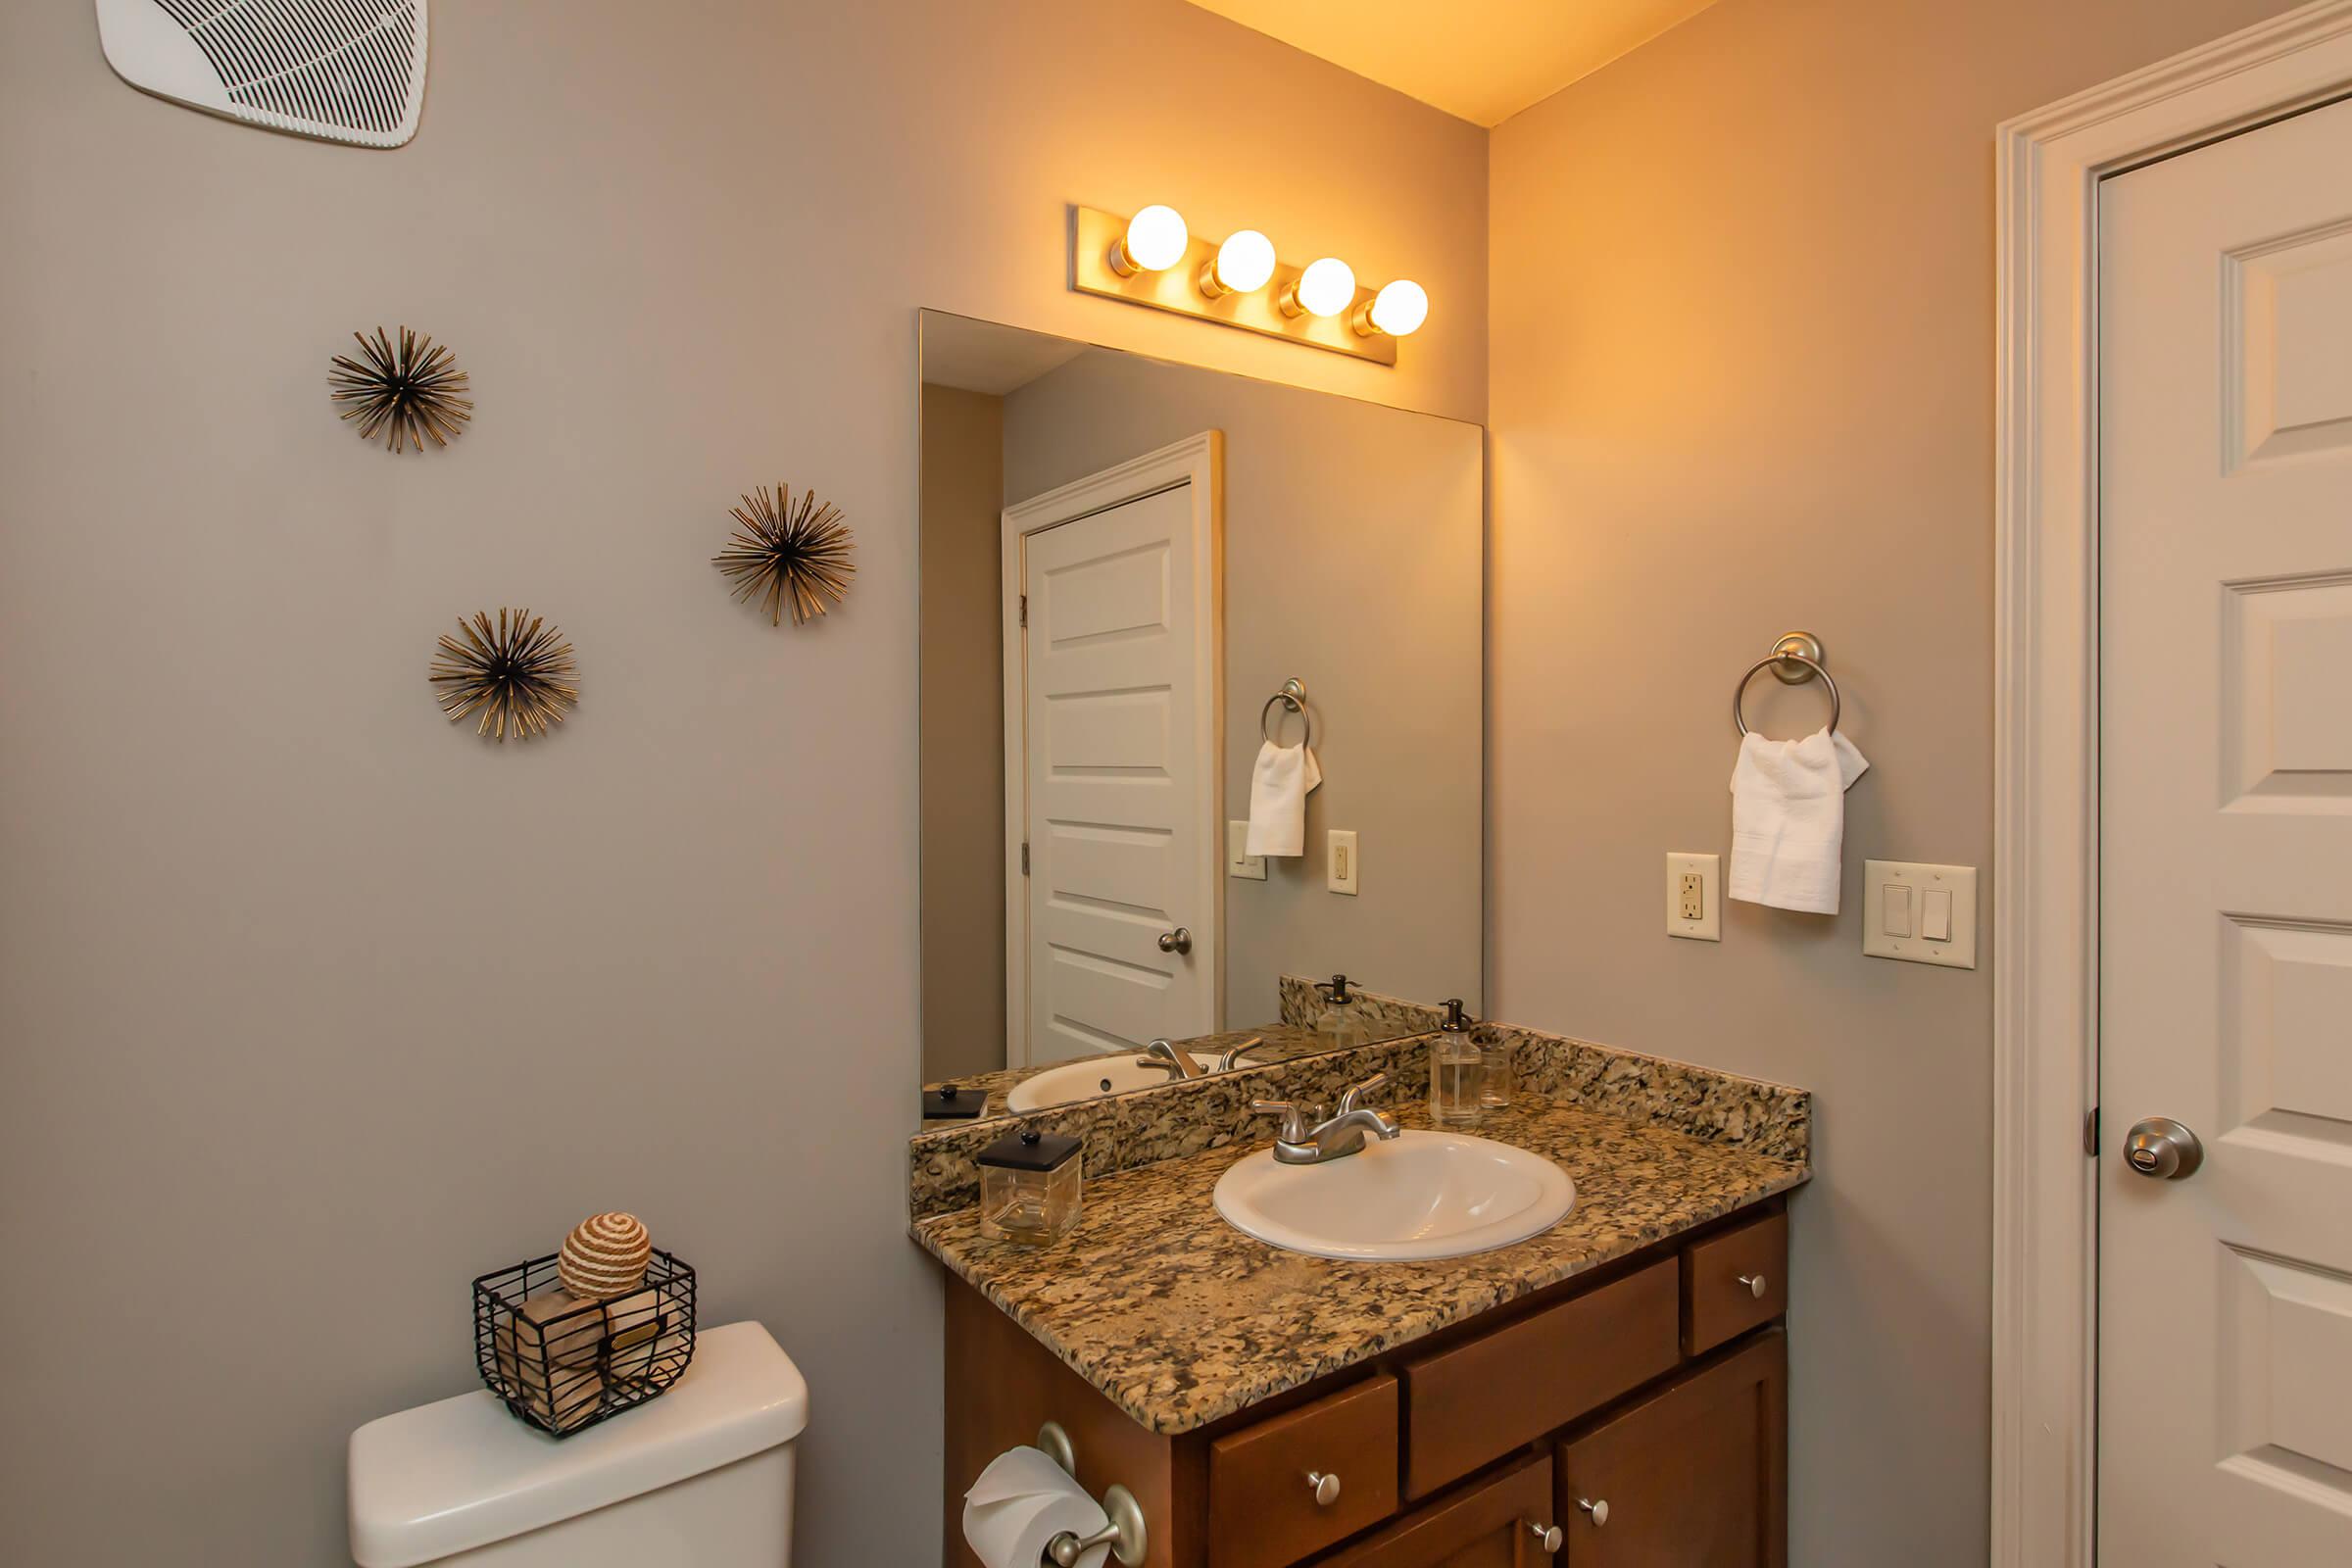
[328,325,473,452]
[428,609,578,742]
[712,482,856,626]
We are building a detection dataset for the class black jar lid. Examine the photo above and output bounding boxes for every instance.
[977,1126,1080,1172]
[921,1083,988,1119]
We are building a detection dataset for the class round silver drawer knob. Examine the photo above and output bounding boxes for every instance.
[1576,1496,1609,1527]
[1738,1272,1768,1299]
[1306,1470,1341,1507]
[1526,1520,1563,1553]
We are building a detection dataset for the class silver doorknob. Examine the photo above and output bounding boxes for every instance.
[1305,1470,1341,1506]
[1157,926,1193,955]
[1576,1496,1609,1527]
[2123,1117,2203,1180]
[1738,1272,1768,1298]
[1525,1520,1563,1553]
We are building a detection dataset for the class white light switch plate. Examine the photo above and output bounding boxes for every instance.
[1326,829,1359,895]
[1862,859,1978,968]
[1227,820,1265,880]
[1666,852,1721,941]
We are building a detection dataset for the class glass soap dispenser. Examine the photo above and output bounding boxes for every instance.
[1429,998,1491,1126]
[1313,973,1372,1053]
[975,1126,1082,1245]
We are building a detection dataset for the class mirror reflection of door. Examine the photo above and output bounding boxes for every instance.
[1004,443,1220,1066]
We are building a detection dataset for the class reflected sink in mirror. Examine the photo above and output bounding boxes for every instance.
[1004,1054,1228,1111]
[1212,1130,1575,1261]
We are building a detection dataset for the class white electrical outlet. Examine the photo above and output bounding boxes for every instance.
[1666,852,1721,941]
[1227,820,1266,880]
[1327,829,1359,895]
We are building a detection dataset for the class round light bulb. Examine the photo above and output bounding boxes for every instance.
[1120,205,1190,272]
[1294,257,1356,318]
[1212,229,1276,294]
[1368,279,1429,337]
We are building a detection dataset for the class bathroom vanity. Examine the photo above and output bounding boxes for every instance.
[918,1091,1802,1568]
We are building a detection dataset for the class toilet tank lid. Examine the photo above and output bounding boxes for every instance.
[347,1320,808,1568]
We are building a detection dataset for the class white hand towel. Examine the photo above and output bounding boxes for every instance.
[1246,740,1321,858]
[1728,727,1869,914]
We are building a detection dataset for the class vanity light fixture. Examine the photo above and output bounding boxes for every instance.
[1354,279,1429,338]
[1068,206,1411,366]
[1199,229,1277,298]
[1108,205,1189,276]
[1281,257,1357,319]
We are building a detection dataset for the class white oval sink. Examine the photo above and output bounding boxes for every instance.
[1006,1054,1212,1111]
[1213,1129,1575,1261]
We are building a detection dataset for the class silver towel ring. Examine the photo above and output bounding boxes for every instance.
[1260,677,1311,747]
[1733,632,1840,736]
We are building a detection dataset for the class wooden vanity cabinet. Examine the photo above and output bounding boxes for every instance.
[942,1198,1790,1568]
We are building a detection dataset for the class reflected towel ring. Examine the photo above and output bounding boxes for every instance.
[1733,632,1840,736]
[1260,677,1312,748]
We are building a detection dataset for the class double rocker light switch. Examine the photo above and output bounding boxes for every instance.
[1862,860,1977,968]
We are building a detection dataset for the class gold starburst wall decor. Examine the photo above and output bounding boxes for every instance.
[712,483,856,626]
[328,325,473,452]
[428,609,578,742]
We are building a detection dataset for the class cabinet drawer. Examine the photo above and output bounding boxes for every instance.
[1209,1372,1398,1568]
[1681,1209,1787,1356]
[1316,1451,1556,1568]
[1400,1259,1680,1499]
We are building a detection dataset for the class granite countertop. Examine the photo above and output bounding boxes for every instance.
[910,1094,1808,1435]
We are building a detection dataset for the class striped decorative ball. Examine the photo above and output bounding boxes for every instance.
[558,1212,652,1301]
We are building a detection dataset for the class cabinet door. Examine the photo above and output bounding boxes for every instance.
[1316,1452,1561,1568]
[1555,1330,1785,1568]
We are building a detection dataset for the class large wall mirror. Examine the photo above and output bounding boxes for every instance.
[918,310,1482,1124]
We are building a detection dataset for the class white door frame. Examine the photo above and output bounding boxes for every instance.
[1991,5,2352,1562]
[999,431,1223,1067]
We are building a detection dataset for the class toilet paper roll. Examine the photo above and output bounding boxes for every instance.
[962,1446,1110,1568]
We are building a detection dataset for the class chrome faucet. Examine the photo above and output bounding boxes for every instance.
[1250,1073,1401,1164]
[1136,1038,1206,1080]
[1214,1036,1264,1073]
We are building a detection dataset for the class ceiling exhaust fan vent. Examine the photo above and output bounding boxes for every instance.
[97,0,428,148]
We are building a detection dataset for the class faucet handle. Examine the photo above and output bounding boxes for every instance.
[1337,1073,1389,1114]
[1250,1100,1311,1143]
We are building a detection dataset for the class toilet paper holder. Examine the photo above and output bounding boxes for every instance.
[1035,1421,1148,1566]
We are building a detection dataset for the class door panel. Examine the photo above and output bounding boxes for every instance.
[1018,482,1214,1062]
[2099,93,2352,1565]
[1553,1332,1784,1568]
[1316,1452,1557,1568]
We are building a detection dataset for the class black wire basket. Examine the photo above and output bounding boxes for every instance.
[473,1249,697,1438]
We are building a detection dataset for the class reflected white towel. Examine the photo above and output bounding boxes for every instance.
[1728,727,1869,914]
[1246,740,1321,858]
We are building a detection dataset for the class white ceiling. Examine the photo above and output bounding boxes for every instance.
[919,315,1090,397]
[1186,0,1720,126]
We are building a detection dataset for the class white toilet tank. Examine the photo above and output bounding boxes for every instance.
[349,1321,808,1567]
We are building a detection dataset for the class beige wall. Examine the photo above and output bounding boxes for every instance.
[0,3,1485,1561]
[1486,0,2288,1560]
[919,384,1009,1081]
[1001,349,1486,1030]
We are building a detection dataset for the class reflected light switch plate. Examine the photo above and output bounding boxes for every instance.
[1227,820,1266,880]
[1862,860,1977,968]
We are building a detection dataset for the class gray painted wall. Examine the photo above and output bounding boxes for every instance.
[1486,0,2293,1560]
[919,384,1009,1083]
[0,3,1485,1561]
[1001,349,1485,1031]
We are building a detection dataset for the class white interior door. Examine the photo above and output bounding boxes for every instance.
[1004,448,1218,1066]
[2099,95,2352,1565]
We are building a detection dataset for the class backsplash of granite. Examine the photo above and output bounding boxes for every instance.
[908,991,1810,1221]
[1275,974,1454,1037]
